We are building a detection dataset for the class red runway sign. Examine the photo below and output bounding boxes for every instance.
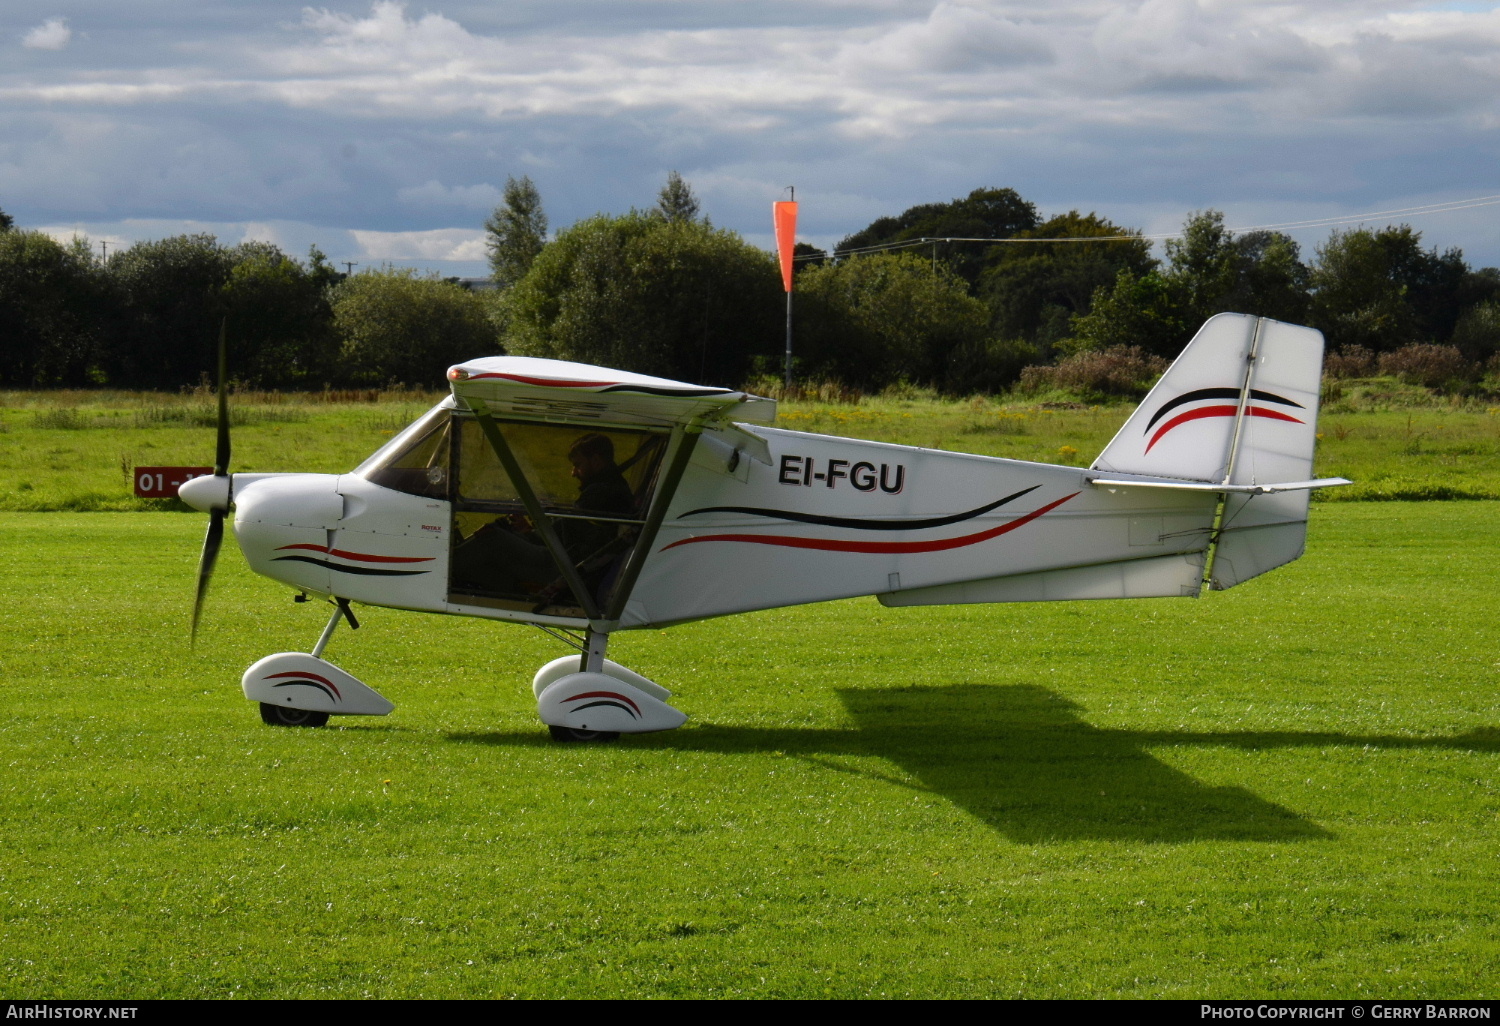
[135,466,213,498]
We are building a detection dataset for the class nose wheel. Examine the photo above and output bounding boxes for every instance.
[548,725,619,743]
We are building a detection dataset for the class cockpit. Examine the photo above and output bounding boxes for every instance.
[356,401,669,616]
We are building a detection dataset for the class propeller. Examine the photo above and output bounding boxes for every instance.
[190,322,232,646]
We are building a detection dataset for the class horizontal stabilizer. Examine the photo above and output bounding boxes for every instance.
[1089,476,1351,495]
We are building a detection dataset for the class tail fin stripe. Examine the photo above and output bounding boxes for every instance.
[1144,387,1305,433]
[1145,405,1303,453]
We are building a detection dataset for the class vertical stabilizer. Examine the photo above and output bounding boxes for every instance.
[1091,313,1328,590]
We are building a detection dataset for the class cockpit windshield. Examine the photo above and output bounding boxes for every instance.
[355,403,452,500]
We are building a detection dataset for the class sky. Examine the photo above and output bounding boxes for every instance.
[5,0,1500,277]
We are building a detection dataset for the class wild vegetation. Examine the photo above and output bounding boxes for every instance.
[4,374,1499,512]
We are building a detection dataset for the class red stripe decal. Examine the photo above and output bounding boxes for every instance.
[1145,404,1303,453]
[563,690,641,715]
[264,670,342,699]
[660,492,1079,554]
[275,543,433,564]
[464,372,619,388]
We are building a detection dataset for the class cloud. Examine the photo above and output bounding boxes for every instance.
[839,3,1053,75]
[351,226,488,262]
[23,17,72,51]
[6,1,1500,273]
[396,180,504,209]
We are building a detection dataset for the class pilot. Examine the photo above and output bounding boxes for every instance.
[563,433,635,549]
[451,432,635,601]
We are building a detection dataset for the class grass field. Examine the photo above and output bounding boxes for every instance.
[4,381,1500,510]
[2,504,1498,998]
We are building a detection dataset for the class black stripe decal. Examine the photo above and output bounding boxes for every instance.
[570,700,640,719]
[273,680,337,701]
[1145,388,1304,433]
[676,485,1041,531]
[272,555,430,577]
[599,384,735,398]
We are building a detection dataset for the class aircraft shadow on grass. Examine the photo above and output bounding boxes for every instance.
[449,683,1500,845]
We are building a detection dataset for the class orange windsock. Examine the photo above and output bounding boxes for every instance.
[773,200,798,292]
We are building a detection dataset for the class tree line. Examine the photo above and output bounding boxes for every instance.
[3,179,1499,394]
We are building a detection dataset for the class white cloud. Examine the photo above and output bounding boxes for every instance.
[23,17,72,51]
[351,226,488,262]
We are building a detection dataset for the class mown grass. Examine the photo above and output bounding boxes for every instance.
[4,380,1500,510]
[2,505,1498,997]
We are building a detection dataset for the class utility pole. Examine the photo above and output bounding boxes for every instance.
[342,261,358,276]
[99,240,108,264]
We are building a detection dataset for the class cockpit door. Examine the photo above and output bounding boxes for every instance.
[446,415,669,619]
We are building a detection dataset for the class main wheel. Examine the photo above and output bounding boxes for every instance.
[548,725,619,743]
[259,702,330,728]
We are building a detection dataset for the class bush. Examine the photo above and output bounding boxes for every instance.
[507,212,780,386]
[945,337,1039,394]
[793,253,989,392]
[1451,302,1500,362]
[741,375,863,403]
[1019,346,1167,399]
[331,268,498,386]
[1375,344,1472,388]
[1324,345,1376,378]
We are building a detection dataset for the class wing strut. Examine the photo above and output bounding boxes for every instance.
[603,424,701,622]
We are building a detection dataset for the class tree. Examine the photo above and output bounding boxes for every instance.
[0,207,14,232]
[485,176,548,288]
[0,230,109,386]
[330,268,498,385]
[506,212,780,385]
[222,242,338,388]
[977,211,1155,358]
[1162,210,1310,326]
[794,252,990,391]
[104,233,234,387]
[1067,268,1189,359]
[835,187,1040,286]
[1309,226,1468,353]
[1068,211,1311,359]
[656,171,701,223]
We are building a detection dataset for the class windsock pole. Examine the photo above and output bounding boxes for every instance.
[773,190,798,390]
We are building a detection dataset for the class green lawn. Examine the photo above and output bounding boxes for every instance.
[2,505,1498,997]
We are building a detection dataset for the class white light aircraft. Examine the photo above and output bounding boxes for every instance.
[181,313,1347,741]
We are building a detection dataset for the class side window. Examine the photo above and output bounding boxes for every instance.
[359,412,451,500]
[454,418,665,515]
[448,417,668,610]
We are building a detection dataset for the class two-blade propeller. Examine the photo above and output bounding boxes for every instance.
[190,323,232,646]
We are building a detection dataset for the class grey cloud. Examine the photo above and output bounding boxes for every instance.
[23,17,72,51]
[838,3,1054,75]
[5,0,1500,270]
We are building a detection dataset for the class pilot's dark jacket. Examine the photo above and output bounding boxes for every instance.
[451,464,634,601]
